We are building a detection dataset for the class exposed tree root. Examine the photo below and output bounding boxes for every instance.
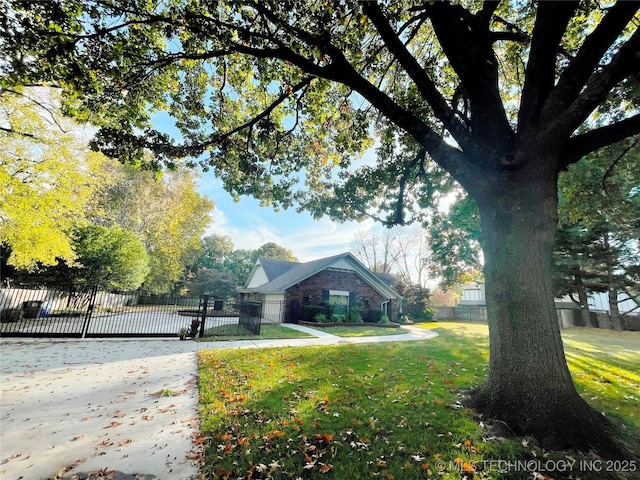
[464,385,640,462]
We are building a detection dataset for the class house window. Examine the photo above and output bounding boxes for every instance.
[328,290,350,307]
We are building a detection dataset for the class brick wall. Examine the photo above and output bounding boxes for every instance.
[284,269,397,321]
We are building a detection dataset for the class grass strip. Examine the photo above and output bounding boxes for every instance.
[316,326,409,337]
[200,324,316,341]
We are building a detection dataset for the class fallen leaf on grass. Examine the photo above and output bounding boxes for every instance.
[314,434,333,443]
[192,434,207,445]
[320,463,333,473]
[218,443,234,454]
[264,430,285,441]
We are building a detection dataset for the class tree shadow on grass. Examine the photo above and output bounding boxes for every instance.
[198,341,499,479]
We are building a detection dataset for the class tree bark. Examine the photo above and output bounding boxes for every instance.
[465,165,631,457]
[573,270,596,327]
[603,234,623,331]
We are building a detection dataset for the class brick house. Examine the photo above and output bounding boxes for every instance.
[237,253,403,324]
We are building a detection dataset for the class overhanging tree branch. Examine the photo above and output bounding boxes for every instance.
[518,1,579,132]
[477,1,500,29]
[361,2,472,152]
[561,114,640,168]
[545,2,640,118]
[424,2,512,155]
[203,76,314,148]
[552,28,640,138]
[225,27,479,190]
[600,138,638,198]
[0,126,37,139]
[393,145,427,225]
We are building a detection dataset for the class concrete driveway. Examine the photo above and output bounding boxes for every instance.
[1,339,203,480]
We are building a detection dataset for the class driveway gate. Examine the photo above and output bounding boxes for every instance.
[0,286,262,338]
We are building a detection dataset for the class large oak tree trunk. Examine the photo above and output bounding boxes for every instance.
[465,165,631,457]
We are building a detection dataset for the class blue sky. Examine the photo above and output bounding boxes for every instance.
[198,166,376,263]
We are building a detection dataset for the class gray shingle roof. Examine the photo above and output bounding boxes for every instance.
[259,257,299,282]
[374,272,398,287]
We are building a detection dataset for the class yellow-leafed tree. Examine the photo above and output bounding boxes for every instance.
[0,88,110,270]
[91,163,214,293]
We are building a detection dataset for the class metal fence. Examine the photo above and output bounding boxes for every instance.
[432,305,488,322]
[433,304,640,331]
[0,286,283,338]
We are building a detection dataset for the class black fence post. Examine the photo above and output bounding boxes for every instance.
[199,295,209,338]
[80,285,99,338]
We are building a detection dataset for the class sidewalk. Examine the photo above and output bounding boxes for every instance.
[0,325,436,480]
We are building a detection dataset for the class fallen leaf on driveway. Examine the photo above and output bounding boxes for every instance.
[95,440,114,450]
[1,453,22,464]
[87,467,116,478]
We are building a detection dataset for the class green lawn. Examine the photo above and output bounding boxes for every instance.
[197,322,640,479]
[200,324,316,341]
[318,325,409,337]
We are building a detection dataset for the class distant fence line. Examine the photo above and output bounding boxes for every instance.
[0,287,138,312]
[432,305,640,331]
